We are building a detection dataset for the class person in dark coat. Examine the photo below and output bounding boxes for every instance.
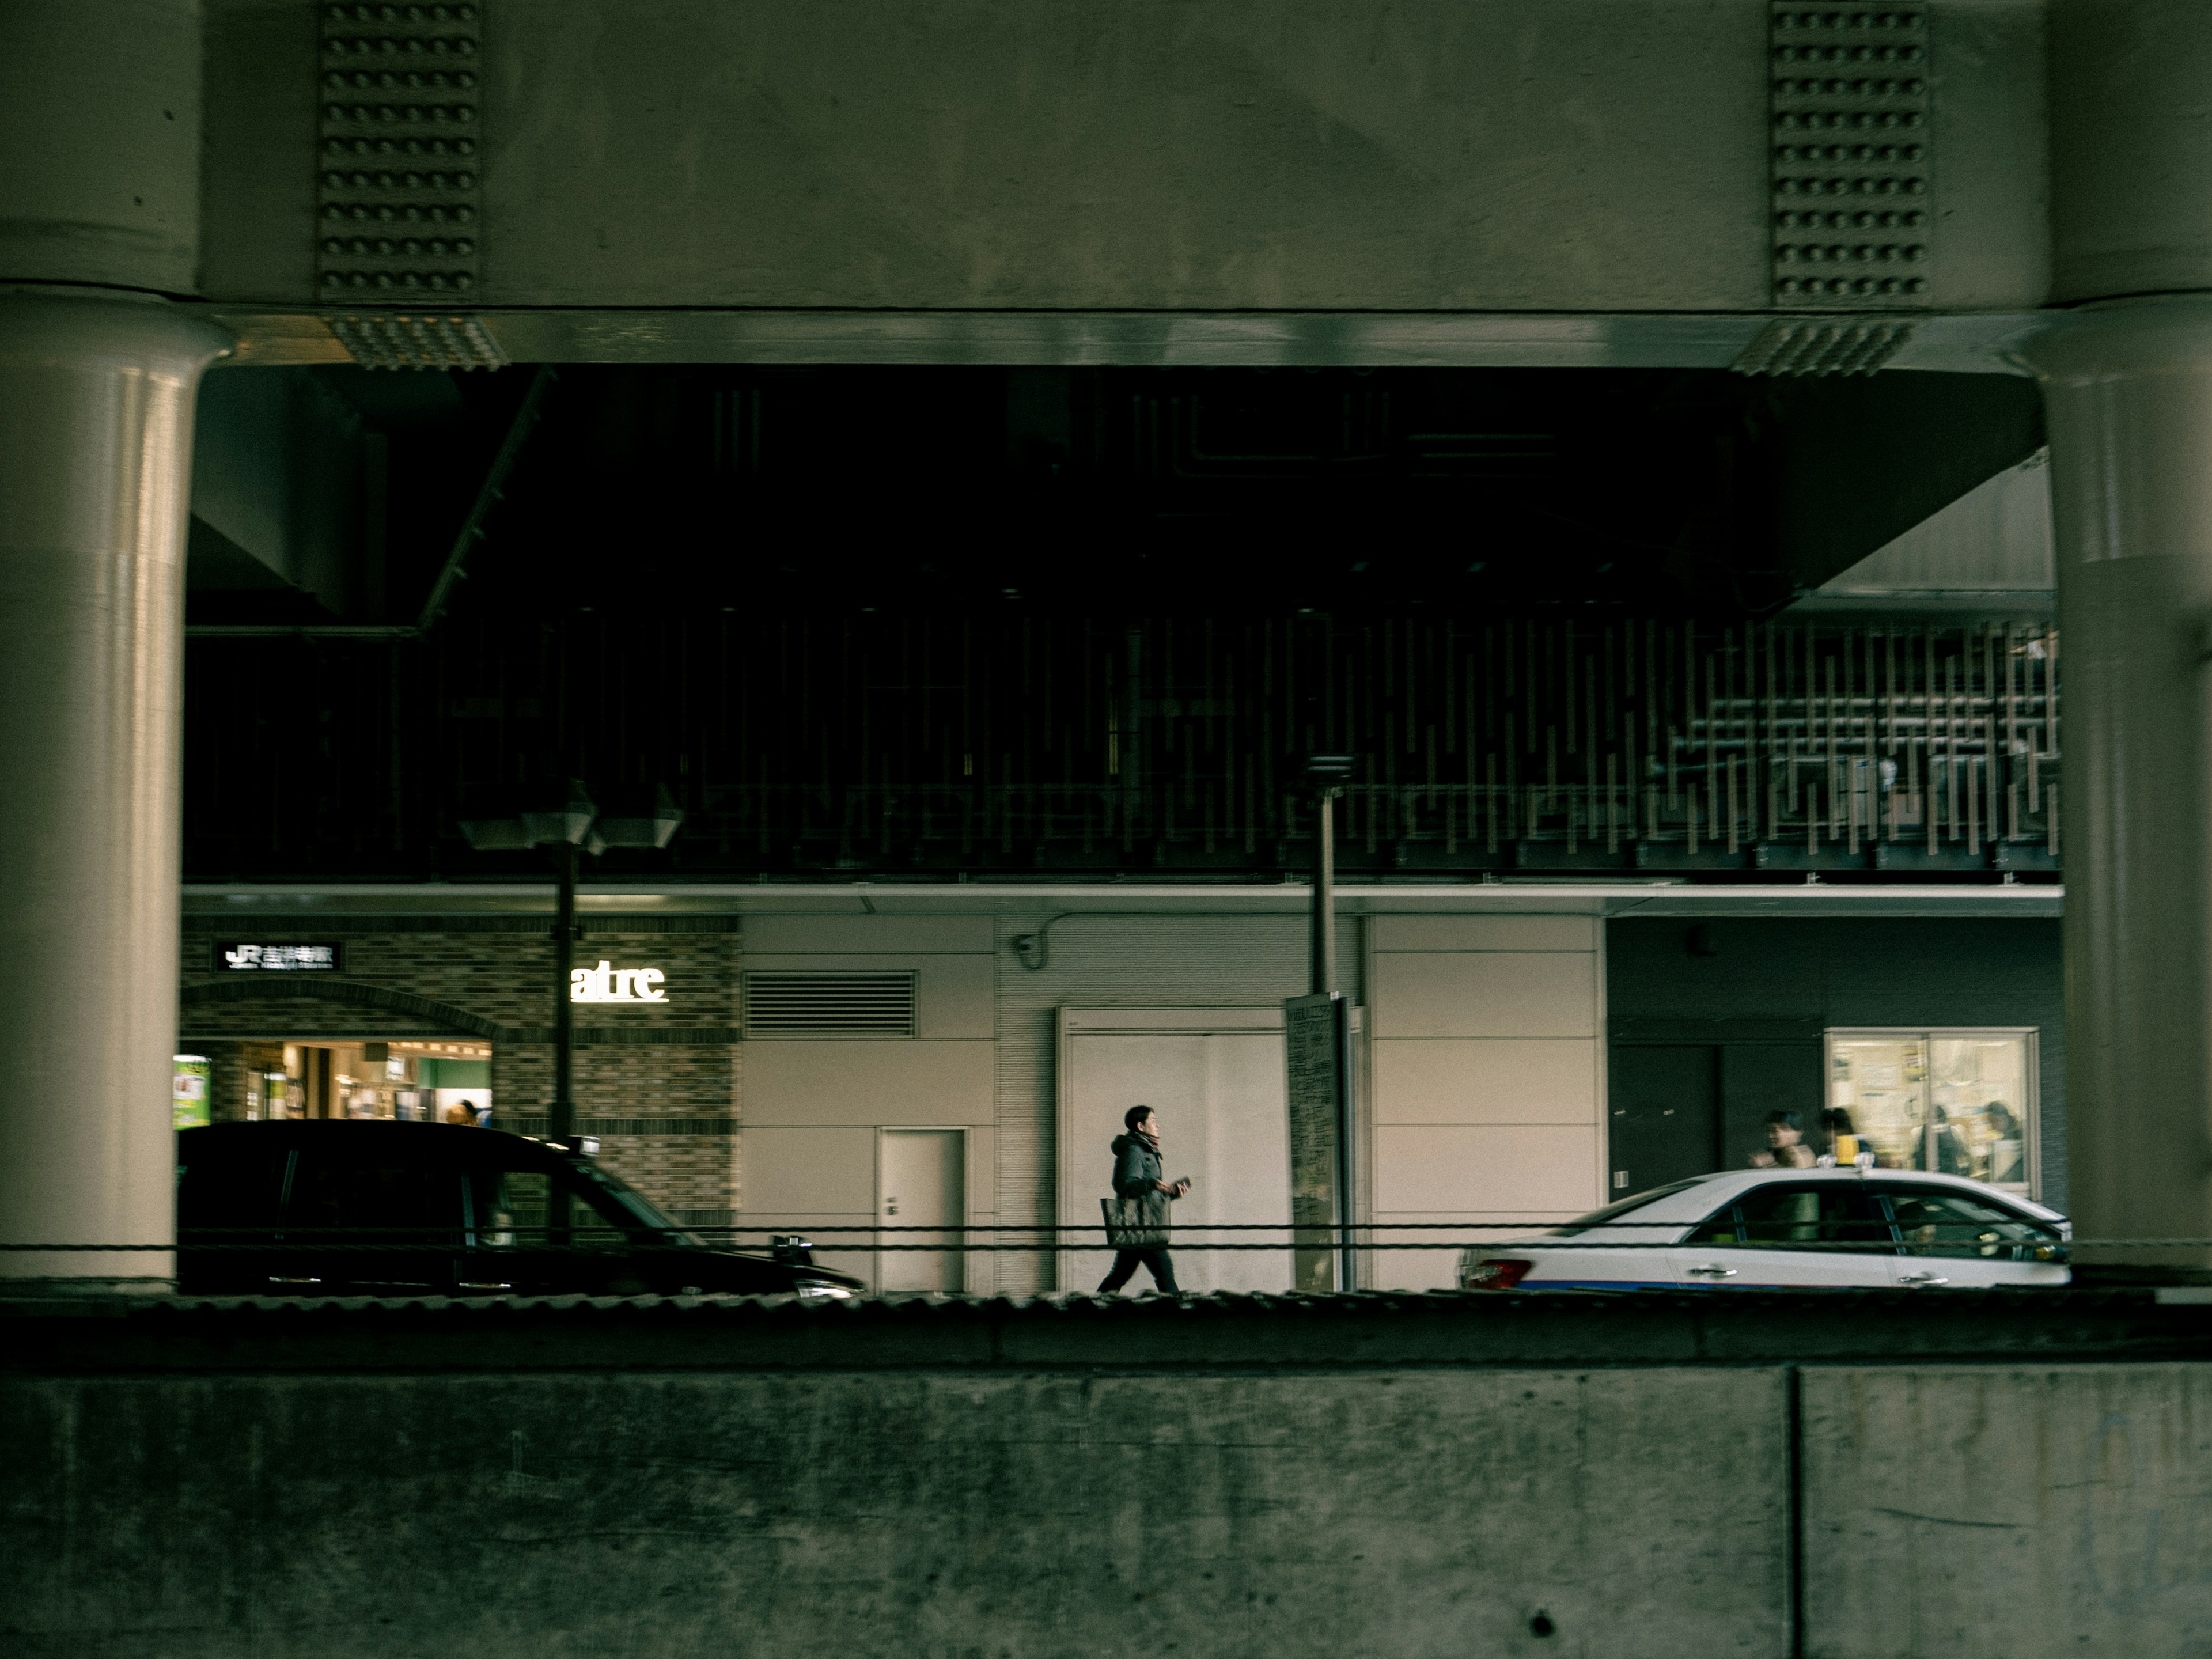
[1099,1105,1187,1294]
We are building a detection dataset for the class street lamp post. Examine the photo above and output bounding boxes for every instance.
[460,781,684,1152]
[550,836,578,1143]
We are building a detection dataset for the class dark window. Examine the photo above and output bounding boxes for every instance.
[284,1153,461,1243]
[463,1164,656,1248]
[1878,1185,2057,1259]
[177,1144,289,1233]
[1686,1183,1892,1249]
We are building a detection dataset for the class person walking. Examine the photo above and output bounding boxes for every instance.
[1098,1105,1187,1294]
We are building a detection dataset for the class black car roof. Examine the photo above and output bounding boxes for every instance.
[179,1120,568,1162]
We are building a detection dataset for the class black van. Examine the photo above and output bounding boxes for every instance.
[176,1120,864,1298]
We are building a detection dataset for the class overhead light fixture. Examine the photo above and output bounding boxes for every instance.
[520,780,597,847]
[456,816,533,851]
[594,783,686,850]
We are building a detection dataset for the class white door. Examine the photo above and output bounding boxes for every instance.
[878,1129,964,1293]
[1062,1024,1293,1294]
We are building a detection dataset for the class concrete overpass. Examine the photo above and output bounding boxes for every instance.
[5,0,2212,1283]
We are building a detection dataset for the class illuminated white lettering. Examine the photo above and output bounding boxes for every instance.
[569,960,673,1003]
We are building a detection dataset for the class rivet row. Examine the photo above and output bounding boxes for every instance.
[1774,175,1927,196]
[324,69,476,90]
[1777,111,1924,130]
[323,201,476,225]
[323,103,478,124]
[1773,77,1926,96]
[1775,243,1927,264]
[1776,143,1925,164]
[319,268,476,291]
[325,36,477,56]
[323,236,476,258]
[1774,42,1923,62]
[321,135,476,157]
[325,3,477,21]
[321,169,477,192]
[1772,9,1923,28]
[1776,275,1927,296]
[1775,209,1925,230]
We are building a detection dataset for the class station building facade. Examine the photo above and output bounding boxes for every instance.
[176,889,2061,1294]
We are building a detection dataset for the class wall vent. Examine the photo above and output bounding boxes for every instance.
[743,971,916,1037]
[327,313,505,370]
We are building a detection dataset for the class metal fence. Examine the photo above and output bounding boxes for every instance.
[182,616,2059,876]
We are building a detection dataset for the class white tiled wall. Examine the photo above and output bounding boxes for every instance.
[733,907,1606,1297]
[1366,915,1606,1289]
[735,915,1001,1291]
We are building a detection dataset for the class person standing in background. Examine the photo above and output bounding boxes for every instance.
[1751,1110,1817,1169]
[1983,1101,2024,1184]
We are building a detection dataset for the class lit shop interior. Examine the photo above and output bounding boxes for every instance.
[1825,1031,2035,1195]
[172,1040,494,1129]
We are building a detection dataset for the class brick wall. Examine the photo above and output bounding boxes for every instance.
[178,922,743,1221]
[198,1040,285,1123]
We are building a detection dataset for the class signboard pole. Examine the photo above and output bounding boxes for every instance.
[1285,764,1357,1293]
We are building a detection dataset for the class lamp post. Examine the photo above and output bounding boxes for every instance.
[1285,755,1357,1292]
[460,781,684,1148]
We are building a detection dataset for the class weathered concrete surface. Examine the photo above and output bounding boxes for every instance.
[11,1293,2212,1657]
[1,1367,1786,1659]
[1805,1365,2212,1659]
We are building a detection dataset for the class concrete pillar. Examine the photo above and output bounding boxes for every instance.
[2022,302,2212,1259]
[0,295,229,1291]
[0,0,224,1290]
[2030,3,2212,1260]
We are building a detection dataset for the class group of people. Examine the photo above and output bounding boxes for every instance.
[1751,1101,2022,1180]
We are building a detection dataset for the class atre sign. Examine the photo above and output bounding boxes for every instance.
[569,960,668,1003]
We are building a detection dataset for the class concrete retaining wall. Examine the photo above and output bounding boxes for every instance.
[6,1292,2211,1658]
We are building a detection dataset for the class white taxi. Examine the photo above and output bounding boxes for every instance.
[1457,1166,2069,1291]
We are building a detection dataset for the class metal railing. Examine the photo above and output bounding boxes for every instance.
[0,1218,2125,1260]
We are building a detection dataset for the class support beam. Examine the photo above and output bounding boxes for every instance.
[0,295,230,1289]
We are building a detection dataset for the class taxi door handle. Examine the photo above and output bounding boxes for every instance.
[1896,1271,1949,1286]
[1685,1263,1738,1279]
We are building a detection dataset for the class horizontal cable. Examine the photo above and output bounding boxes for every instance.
[0,1237,2104,1256]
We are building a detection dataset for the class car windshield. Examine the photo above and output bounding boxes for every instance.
[1546,1179,1709,1237]
[569,1162,698,1247]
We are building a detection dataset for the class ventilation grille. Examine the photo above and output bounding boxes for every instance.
[327,312,505,370]
[743,972,916,1037]
[1732,319,1914,377]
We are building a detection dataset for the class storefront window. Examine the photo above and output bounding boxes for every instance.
[1826,1029,2036,1196]
[177,1039,493,1123]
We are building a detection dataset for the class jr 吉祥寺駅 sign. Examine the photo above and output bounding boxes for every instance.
[569,960,668,1002]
